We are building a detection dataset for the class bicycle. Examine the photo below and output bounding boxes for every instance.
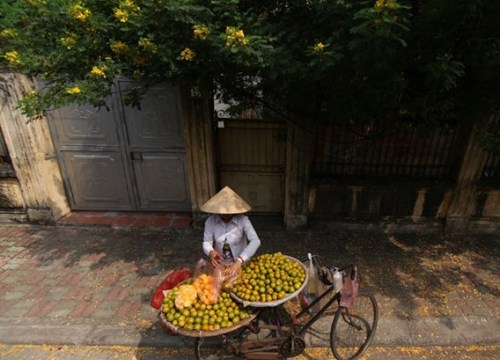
[193,259,379,360]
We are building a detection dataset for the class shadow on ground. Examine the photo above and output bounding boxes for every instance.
[17,221,500,322]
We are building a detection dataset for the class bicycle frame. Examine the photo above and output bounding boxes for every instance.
[230,273,345,358]
[194,264,371,360]
[286,263,354,335]
[292,283,340,337]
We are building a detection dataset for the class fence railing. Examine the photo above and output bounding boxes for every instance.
[312,123,461,180]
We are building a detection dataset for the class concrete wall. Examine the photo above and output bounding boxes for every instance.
[309,182,449,220]
[474,188,500,218]
[308,181,500,233]
[0,73,70,223]
[0,178,24,209]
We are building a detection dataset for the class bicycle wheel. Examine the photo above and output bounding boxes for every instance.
[330,292,378,360]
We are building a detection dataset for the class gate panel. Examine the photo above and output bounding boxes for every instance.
[61,151,132,209]
[133,152,190,210]
[50,103,134,210]
[120,82,184,148]
[52,104,119,146]
[120,81,191,211]
[217,119,286,213]
[219,172,284,212]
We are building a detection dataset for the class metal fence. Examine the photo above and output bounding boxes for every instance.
[312,123,461,180]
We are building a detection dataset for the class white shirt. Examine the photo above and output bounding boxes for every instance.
[203,214,261,266]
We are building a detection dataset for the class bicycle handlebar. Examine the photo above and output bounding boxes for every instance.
[338,264,354,272]
[318,264,357,286]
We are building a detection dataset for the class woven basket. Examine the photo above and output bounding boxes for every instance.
[158,311,257,338]
[230,255,309,308]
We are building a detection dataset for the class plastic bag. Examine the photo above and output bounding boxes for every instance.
[299,253,323,313]
[340,266,359,309]
[192,258,224,304]
[222,265,240,291]
[150,268,192,309]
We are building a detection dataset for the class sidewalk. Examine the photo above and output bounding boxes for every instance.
[0,215,498,350]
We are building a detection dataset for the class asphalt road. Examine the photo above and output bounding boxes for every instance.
[0,344,499,359]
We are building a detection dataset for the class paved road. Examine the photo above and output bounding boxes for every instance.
[0,221,499,357]
[1,344,499,359]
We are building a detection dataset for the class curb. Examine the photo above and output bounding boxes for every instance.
[305,315,500,347]
[1,316,498,348]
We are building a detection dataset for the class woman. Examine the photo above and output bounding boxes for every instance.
[201,186,261,278]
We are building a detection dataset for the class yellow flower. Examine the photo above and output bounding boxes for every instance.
[180,48,196,61]
[68,3,91,21]
[138,38,158,53]
[313,42,325,52]
[234,30,245,40]
[114,9,129,23]
[66,86,81,95]
[225,26,249,47]
[114,0,140,23]
[123,0,139,10]
[193,25,210,41]
[374,0,385,10]
[90,65,108,78]
[5,51,21,65]
[60,36,77,49]
[110,41,129,54]
[374,0,397,11]
[1,29,16,38]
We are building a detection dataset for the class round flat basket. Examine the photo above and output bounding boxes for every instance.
[159,311,257,338]
[230,255,309,308]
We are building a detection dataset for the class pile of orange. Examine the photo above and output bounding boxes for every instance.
[162,290,253,331]
[193,273,219,305]
[232,252,306,303]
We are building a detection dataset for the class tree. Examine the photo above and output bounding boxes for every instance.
[1,0,499,153]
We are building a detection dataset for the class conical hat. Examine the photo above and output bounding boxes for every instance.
[200,186,251,214]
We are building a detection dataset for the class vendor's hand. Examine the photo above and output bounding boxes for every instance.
[226,260,242,279]
[209,250,221,265]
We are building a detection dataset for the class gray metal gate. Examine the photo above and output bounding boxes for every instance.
[49,81,190,211]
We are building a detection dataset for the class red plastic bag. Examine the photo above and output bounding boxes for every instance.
[340,266,359,309]
[150,268,192,309]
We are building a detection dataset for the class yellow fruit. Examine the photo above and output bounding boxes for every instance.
[174,284,198,310]
[193,274,219,304]
[232,253,306,302]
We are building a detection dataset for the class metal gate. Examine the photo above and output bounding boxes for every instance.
[216,119,286,213]
[49,81,190,211]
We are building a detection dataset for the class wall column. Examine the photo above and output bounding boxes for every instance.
[180,81,217,229]
[445,124,490,233]
[0,73,70,223]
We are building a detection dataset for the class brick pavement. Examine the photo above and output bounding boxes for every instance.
[0,217,499,348]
